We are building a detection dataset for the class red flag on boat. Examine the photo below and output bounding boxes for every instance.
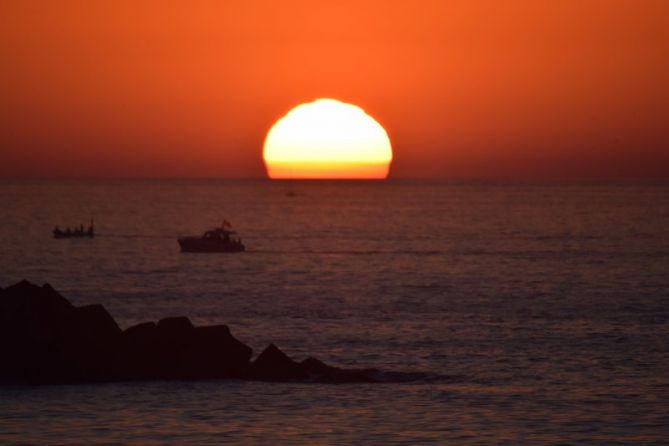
[222,219,232,228]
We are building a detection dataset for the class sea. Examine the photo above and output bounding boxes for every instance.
[0,179,667,445]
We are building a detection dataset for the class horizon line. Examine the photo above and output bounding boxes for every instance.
[1,175,667,183]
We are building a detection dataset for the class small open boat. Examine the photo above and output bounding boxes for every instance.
[53,218,94,239]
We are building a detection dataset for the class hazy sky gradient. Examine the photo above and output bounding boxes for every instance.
[1,0,667,178]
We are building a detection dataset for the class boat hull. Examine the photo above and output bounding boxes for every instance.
[53,231,94,239]
[178,237,245,253]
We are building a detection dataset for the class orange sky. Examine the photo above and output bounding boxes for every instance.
[1,0,667,178]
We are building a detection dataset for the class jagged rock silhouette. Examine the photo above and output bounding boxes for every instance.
[0,280,378,384]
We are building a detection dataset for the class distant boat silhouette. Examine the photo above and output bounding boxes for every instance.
[178,221,245,253]
[53,217,94,239]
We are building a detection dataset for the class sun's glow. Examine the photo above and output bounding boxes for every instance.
[263,99,392,179]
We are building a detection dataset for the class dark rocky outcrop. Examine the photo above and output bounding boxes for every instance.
[0,280,77,383]
[119,319,252,380]
[250,343,309,381]
[0,280,377,385]
[301,357,378,383]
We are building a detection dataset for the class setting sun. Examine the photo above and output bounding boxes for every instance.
[263,99,392,179]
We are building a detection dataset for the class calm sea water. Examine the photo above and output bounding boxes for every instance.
[0,179,667,445]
